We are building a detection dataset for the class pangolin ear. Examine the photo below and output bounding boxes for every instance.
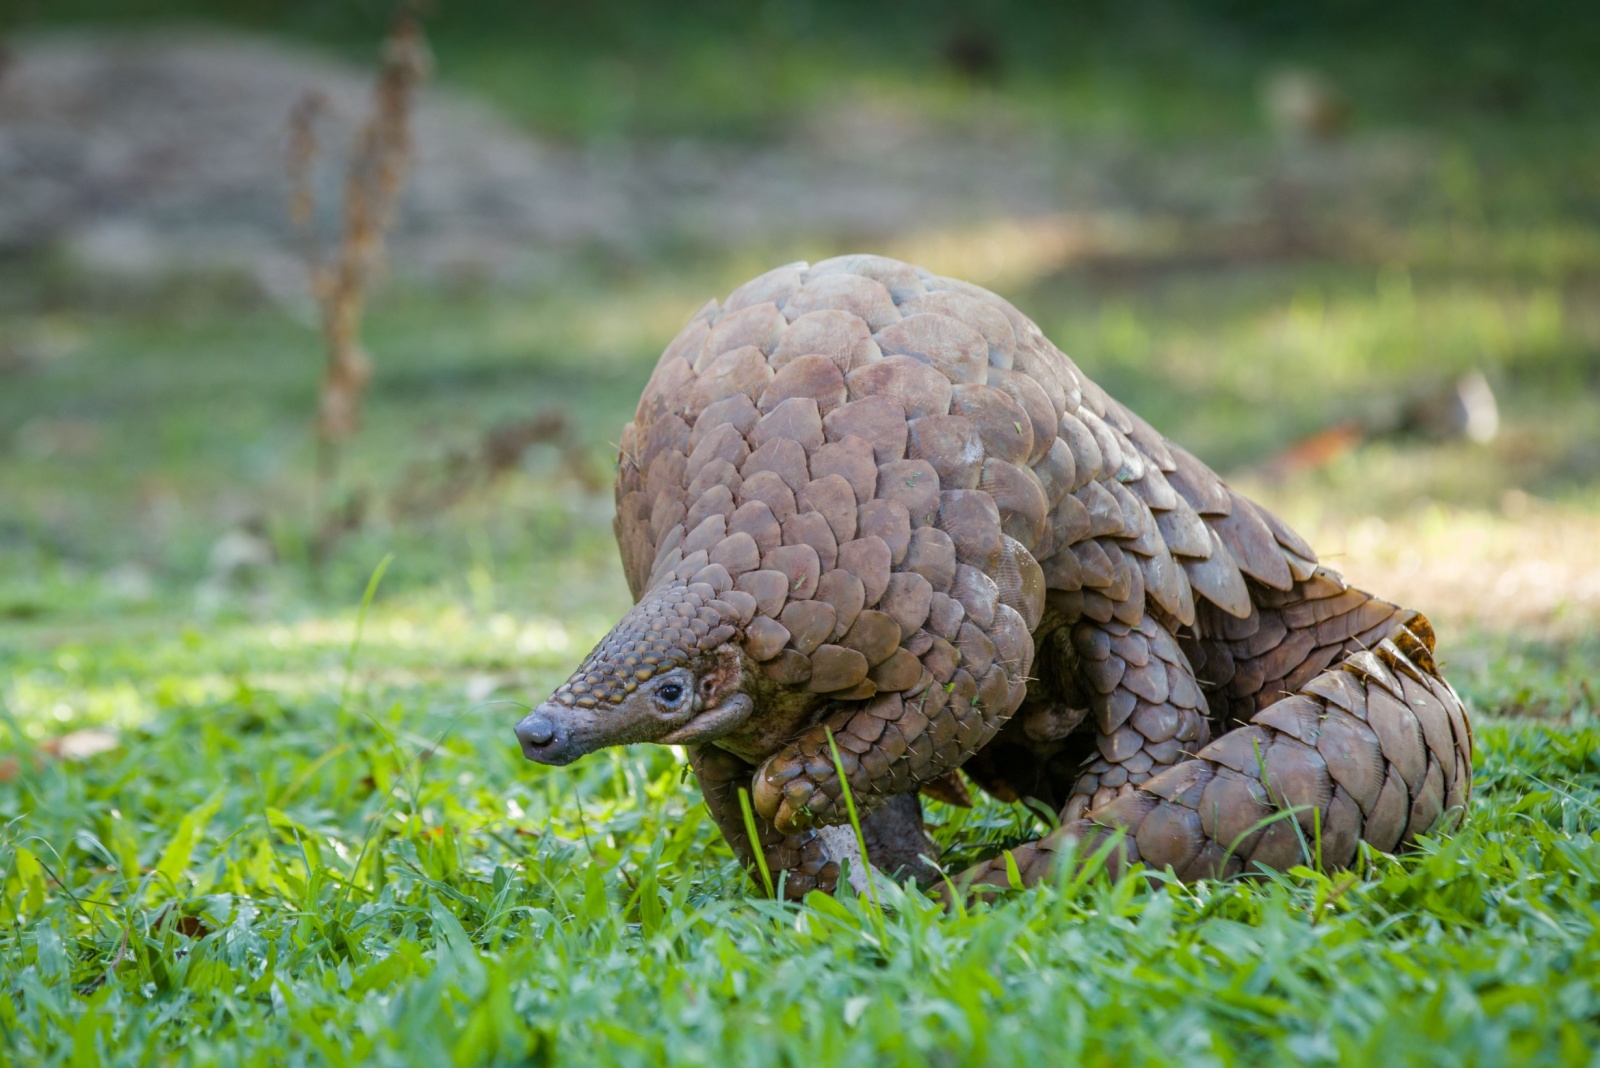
[697,643,745,707]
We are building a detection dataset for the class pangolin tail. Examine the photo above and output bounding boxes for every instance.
[960,613,1473,891]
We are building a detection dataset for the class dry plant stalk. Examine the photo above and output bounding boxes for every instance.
[287,10,431,480]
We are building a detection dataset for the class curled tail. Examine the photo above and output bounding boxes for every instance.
[963,615,1473,890]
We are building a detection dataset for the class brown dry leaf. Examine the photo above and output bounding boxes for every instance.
[0,728,122,782]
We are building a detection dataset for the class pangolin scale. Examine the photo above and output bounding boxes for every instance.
[515,254,1472,898]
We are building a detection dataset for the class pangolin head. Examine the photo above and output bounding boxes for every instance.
[514,581,753,765]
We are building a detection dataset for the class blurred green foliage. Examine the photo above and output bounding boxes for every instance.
[16,0,1600,138]
[3,2,1600,1063]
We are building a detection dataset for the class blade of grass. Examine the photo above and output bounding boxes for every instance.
[736,787,775,899]
[824,727,887,945]
[340,552,394,713]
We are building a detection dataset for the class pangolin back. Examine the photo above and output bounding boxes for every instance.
[618,254,1309,676]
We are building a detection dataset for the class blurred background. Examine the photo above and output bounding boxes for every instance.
[2,0,1598,756]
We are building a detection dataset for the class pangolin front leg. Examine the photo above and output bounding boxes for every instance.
[749,570,1035,835]
[690,744,840,898]
[692,744,939,897]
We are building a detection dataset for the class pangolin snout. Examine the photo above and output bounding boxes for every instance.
[514,709,572,764]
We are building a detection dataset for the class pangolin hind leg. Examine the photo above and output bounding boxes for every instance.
[1053,566,1412,824]
[958,614,1472,891]
[1059,614,1213,822]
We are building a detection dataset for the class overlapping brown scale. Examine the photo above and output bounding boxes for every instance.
[771,310,880,372]
[986,368,1058,466]
[688,482,736,527]
[978,459,1051,551]
[744,616,791,661]
[751,397,824,453]
[810,434,882,503]
[687,346,775,418]
[992,536,1047,632]
[1152,495,1209,559]
[685,457,740,502]
[1077,410,1124,481]
[876,459,942,528]
[781,512,839,571]
[823,395,908,465]
[779,600,836,655]
[1405,757,1446,844]
[906,414,984,490]
[635,350,696,426]
[1009,340,1074,420]
[645,411,692,461]
[1137,539,1195,626]
[1164,443,1232,517]
[840,610,903,666]
[1032,439,1078,508]
[688,421,751,475]
[1209,492,1295,591]
[645,448,686,503]
[879,572,934,639]
[902,526,958,592]
[949,565,1000,630]
[858,499,913,565]
[707,531,759,575]
[1105,479,1156,544]
[728,500,783,553]
[836,535,893,607]
[701,301,787,362]
[807,645,870,693]
[782,272,901,330]
[722,263,804,314]
[875,313,991,385]
[937,490,1004,573]
[738,469,796,522]
[742,438,809,494]
[1366,684,1428,794]
[734,569,789,618]
[1074,481,1127,540]
[811,253,929,305]
[653,313,710,374]
[846,356,952,419]
[990,603,1034,674]
[1071,540,1117,591]
[897,290,1018,368]
[760,354,848,415]
[815,569,866,639]
[1260,736,1334,831]
[926,593,964,640]
[949,384,1033,467]
[1363,766,1410,852]
[1103,543,1139,604]
[1182,528,1253,619]
[798,475,860,545]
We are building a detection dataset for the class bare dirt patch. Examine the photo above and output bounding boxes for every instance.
[1,30,1437,293]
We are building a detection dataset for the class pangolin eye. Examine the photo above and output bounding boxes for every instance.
[656,681,684,705]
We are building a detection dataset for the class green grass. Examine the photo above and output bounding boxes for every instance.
[5,244,1600,1062]
[5,2,1600,1063]
[2,616,1599,1063]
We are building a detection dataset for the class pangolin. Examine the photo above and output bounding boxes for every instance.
[515,255,1473,898]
